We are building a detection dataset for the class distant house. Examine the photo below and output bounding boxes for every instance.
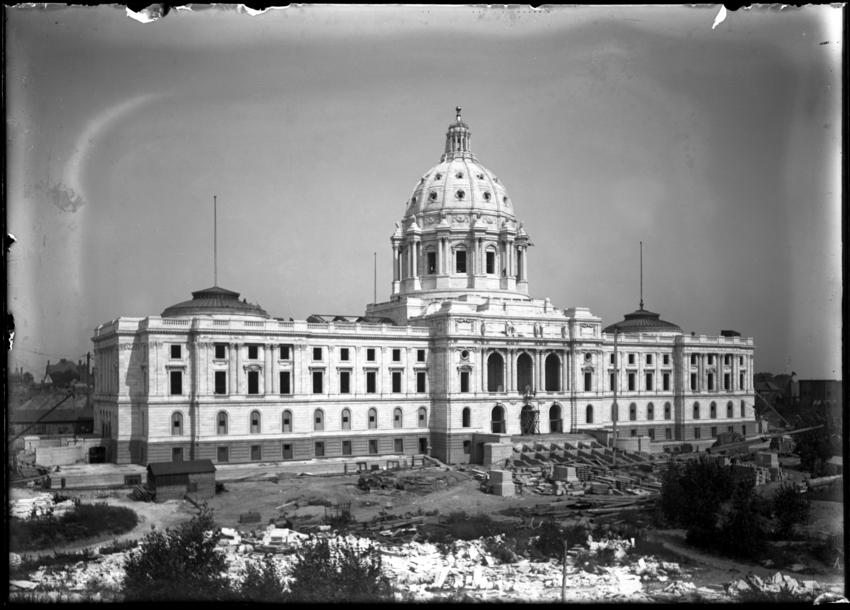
[44,359,83,387]
[146,459,216,501]
[10,407,94,437]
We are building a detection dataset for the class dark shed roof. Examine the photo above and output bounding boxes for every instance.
[147,459,216,477]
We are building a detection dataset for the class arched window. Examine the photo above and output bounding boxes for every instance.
[393,407,403,429]
[491,405,506,433]
[629,403,637,421]
[418,407,428,427]
[171,412,183,436]
[545,354,561,391]
[487,352,505,392]
[250,410,261,434]
[647,403,654,421]
[217,411,228,435]
[740,400,746,418]
[368,408,378,430]
[549,404,562,433]
[586,404,594,424]
[517,352,534,394]
[282,410,292,433]
[726,401,733,418]
[485,247,496,275]
[693,402,700,420]
[455,247,467,274]
[710,402,717,419]
[313,409,324,432]
[341,408,351,430]
[462,407,471,428]
[664,402,671,420]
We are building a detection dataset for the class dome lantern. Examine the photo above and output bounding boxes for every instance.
[441,106,475,162]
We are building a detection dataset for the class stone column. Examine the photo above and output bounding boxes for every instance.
[230,343,239,395]
[392,246,399,282]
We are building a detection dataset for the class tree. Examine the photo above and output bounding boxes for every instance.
[238,556,286,601]
[715,478,767,558]
[285,537,393,602]
[771,483,810,539]
[122,506,230,601]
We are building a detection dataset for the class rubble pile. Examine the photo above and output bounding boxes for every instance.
[725,571,846,602]
[358,468,469,494]
[10,492,76,520]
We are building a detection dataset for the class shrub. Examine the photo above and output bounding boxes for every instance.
[99,538,138,555]
[531,519,590,562]
[483,536,519,564]
[285,537,393,602]
[771,483,810,539]
[9,504,138,551]
[122,505,230,601]
[238,555,286,601]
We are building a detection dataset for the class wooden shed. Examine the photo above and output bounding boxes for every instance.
[146,459,216,502]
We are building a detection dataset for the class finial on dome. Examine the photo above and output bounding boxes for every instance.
[455,106,462,122]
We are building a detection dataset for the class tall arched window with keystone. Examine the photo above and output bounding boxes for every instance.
[369,408,378,429]
[393,407,403,429]
[282,410,292,433]
[313,409,324,432]
[462,407,471,427]
[418,407,428,428]
[217,411,228,435]
[250,410,261,434]
[341,408,351,430]
[171,412,183,436]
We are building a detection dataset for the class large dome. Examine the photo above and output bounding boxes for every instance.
[161,286,270,319]
[603,307,682,335]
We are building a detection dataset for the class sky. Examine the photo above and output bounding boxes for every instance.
[6,5,843,380]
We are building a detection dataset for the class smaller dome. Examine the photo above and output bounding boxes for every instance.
[603,307,682,335]
[161,286,270,318]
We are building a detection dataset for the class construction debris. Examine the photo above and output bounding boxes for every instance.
[725,571,846,602]
[10,492,77,520]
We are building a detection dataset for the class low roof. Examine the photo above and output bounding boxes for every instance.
[147,459,216,476]
[11,407,93,424]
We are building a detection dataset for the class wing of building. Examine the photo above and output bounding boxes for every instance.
[91,110,757,466]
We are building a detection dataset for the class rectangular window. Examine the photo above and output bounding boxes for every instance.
[417,349,426,362]
[609,372,616,391]
[312,347,322,361]
[391,371,402,393]
[172,447,183,462]
[312,371,323,394]
[742,425,748,436]
[690,354,697,366]
[648,429,655,440]
[369,439,378,455]
[248,371,260,395]
[739,373,745,390]
[214,343,227,359]
[248,345,259,360]
[630,429,637,437]
[417,371,426,393]
[485,251,495,274]
[711,426,717,438]
[455,250,467,273]
[628,354,635,365]
[665,428,672,440]
[367,348,376,361]
[217,412,228,435]
[251,445,261,461]
[217,446,229,463]
[663,354,670,365]
[339,371,351,394]
[171,344,181,359]
[342,440,352,456]
[463,440,471,454]
[170,371,182,395]
[340,347,350,361]
[584,372,592,392]
[690,373,697,391]
[427,251,436,274]
[707,374,714,392]
[741,403,746,418]
[645,373,653,391]
[392,348,401,362]
[646,354,653,365]
[282,443,293,460]
[610,354,616,365]
[694,428,701,440]
[394,438,404,453]
[214,371,227,395]
[315,442,325,457]
[279,371,291,395]
[279,345,290,360]
[724,354,731,366]
[366,371,377,393]
[460,371,470,393]
[628,373,635,391]
[663,373,670,391]
[723,373,730,391]
[707,354,714,365]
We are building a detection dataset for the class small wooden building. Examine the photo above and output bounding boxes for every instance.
[146,459,216,502]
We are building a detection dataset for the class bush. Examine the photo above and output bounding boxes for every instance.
[122,505,230,601]
[530,519,590,562]
[771,483,810,539]
[98,538,138,555]
[238,555,286,601]
[9,504,138,551]
[285,537,393,602]
[482,536,519,564]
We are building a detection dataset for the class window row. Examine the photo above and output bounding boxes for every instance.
[206,436,428,464]
[689,354,747,367]
[689,372,748,392]
[170,407,429,436]
[170,344,427,364]
[169,370,428,396]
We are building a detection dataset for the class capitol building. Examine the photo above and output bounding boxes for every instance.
[92,110,757,466]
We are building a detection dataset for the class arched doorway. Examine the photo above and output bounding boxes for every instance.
[520,404,537,435]
[544,354,561,391]
[517,353,534,394]
[549,404,562,433]
[487,352,505,392]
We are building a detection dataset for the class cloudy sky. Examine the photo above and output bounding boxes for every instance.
[6,5,842,379]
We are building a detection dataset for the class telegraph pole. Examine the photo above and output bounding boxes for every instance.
[612,330,618,467]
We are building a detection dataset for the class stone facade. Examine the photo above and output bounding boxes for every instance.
[92,110,756,465]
